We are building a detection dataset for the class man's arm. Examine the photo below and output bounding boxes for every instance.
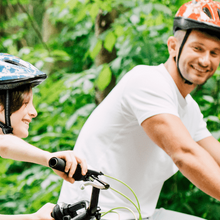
[0,134,87,183]
[197,136,220,166]
[141,113,220,200]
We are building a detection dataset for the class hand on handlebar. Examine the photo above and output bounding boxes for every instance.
[49,157,108,220]
[49,151,87,183]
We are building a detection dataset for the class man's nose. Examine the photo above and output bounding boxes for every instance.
[199,52,210,67]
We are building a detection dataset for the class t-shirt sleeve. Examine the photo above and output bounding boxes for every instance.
[121,65,179,125]
[190,100,211,142]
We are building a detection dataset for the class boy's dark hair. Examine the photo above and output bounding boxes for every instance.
[0,84,32,115]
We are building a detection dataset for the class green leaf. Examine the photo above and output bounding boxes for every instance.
[77,103,95,117]
[117,39,132,57]
[58,8,69,19]
[66,0,78,10]
[141,3,153,15]
[18,0,29,4]
[89,3,99,20]
[153,3,172,15]
[211,130,220,140]
[65,112,78,130]
[75,7,87,23]
[182,203,195,215]
[111,57,122,73]
[96,64,112,91]
[66,103,95,130]
[99,1,112,12]
[114,25,124,37]
[3,39,13,47]
[203,95,214,103]
[90,39,102,60]
[104,31,116,52]
[206,115,220,123]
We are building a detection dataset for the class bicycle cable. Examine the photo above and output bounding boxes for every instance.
[102,206,138,220]
[102,174,142,220]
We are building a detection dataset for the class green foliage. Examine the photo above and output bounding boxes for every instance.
[0,0,220,219]
[96,64,112,91]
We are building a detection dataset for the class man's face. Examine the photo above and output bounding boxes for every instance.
[178,30,220,85]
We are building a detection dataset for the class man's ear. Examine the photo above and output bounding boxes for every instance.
[167,36,178,58]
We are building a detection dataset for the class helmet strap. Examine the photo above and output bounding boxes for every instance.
[176,29,193,85]
[0,90,13,134]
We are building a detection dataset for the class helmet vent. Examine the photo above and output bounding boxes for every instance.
[4,59,26,68]
[192,0,198,4]
[202,7,212,19]
[217,8,220,19]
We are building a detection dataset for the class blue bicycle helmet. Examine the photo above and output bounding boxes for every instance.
[0,53,47,134]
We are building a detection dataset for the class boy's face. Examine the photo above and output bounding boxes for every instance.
[178,30,220,85]
[11,89,37,138]
[0,88,37,138]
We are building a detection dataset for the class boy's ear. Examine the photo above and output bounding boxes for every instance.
[0,106,5,123]
[167,36,178,58]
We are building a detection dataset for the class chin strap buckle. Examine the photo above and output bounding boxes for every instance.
[0,121,13,134]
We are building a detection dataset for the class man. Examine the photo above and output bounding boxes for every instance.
[58,0,220,219]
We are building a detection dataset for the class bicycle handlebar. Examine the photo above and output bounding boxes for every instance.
[49,157,109,220]
[49,157,104,181]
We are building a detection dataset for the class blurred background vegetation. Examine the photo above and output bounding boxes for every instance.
[0,0,220,219]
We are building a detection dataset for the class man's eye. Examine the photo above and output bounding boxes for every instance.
[194,47,201,51]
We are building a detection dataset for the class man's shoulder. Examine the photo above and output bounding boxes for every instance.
[124,64,172,87]
[130,64,163,73]
[124,64,167,82]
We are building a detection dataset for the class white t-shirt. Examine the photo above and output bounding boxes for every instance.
[58,64,211,219]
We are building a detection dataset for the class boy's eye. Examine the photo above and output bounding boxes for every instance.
[211,51,218,56]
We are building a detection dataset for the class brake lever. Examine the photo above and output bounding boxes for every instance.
[48,157,103,181]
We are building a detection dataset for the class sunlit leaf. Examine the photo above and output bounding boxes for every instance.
[104,32,116,52]
[66,0,78,10]
[111,57,122,73]
[153,3,172,15]
[96,64,112,91]
[90,39,102,59]
[114,25,124,37]
[203,95,214,103]
[89,3,99,20]
[141,2,153,15]
[206,115,219,123]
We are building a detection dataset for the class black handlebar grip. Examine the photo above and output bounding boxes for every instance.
[49,157,85,181]
[51,203,63,220]
[49,157,66,172]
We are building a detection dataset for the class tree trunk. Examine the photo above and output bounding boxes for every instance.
[95,9,117,105]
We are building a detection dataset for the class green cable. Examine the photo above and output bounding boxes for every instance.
[101,206,138,220]
[109,187,142,219]
[104,174,142,220]
[102,210,120,219]
[104,174,141,210]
